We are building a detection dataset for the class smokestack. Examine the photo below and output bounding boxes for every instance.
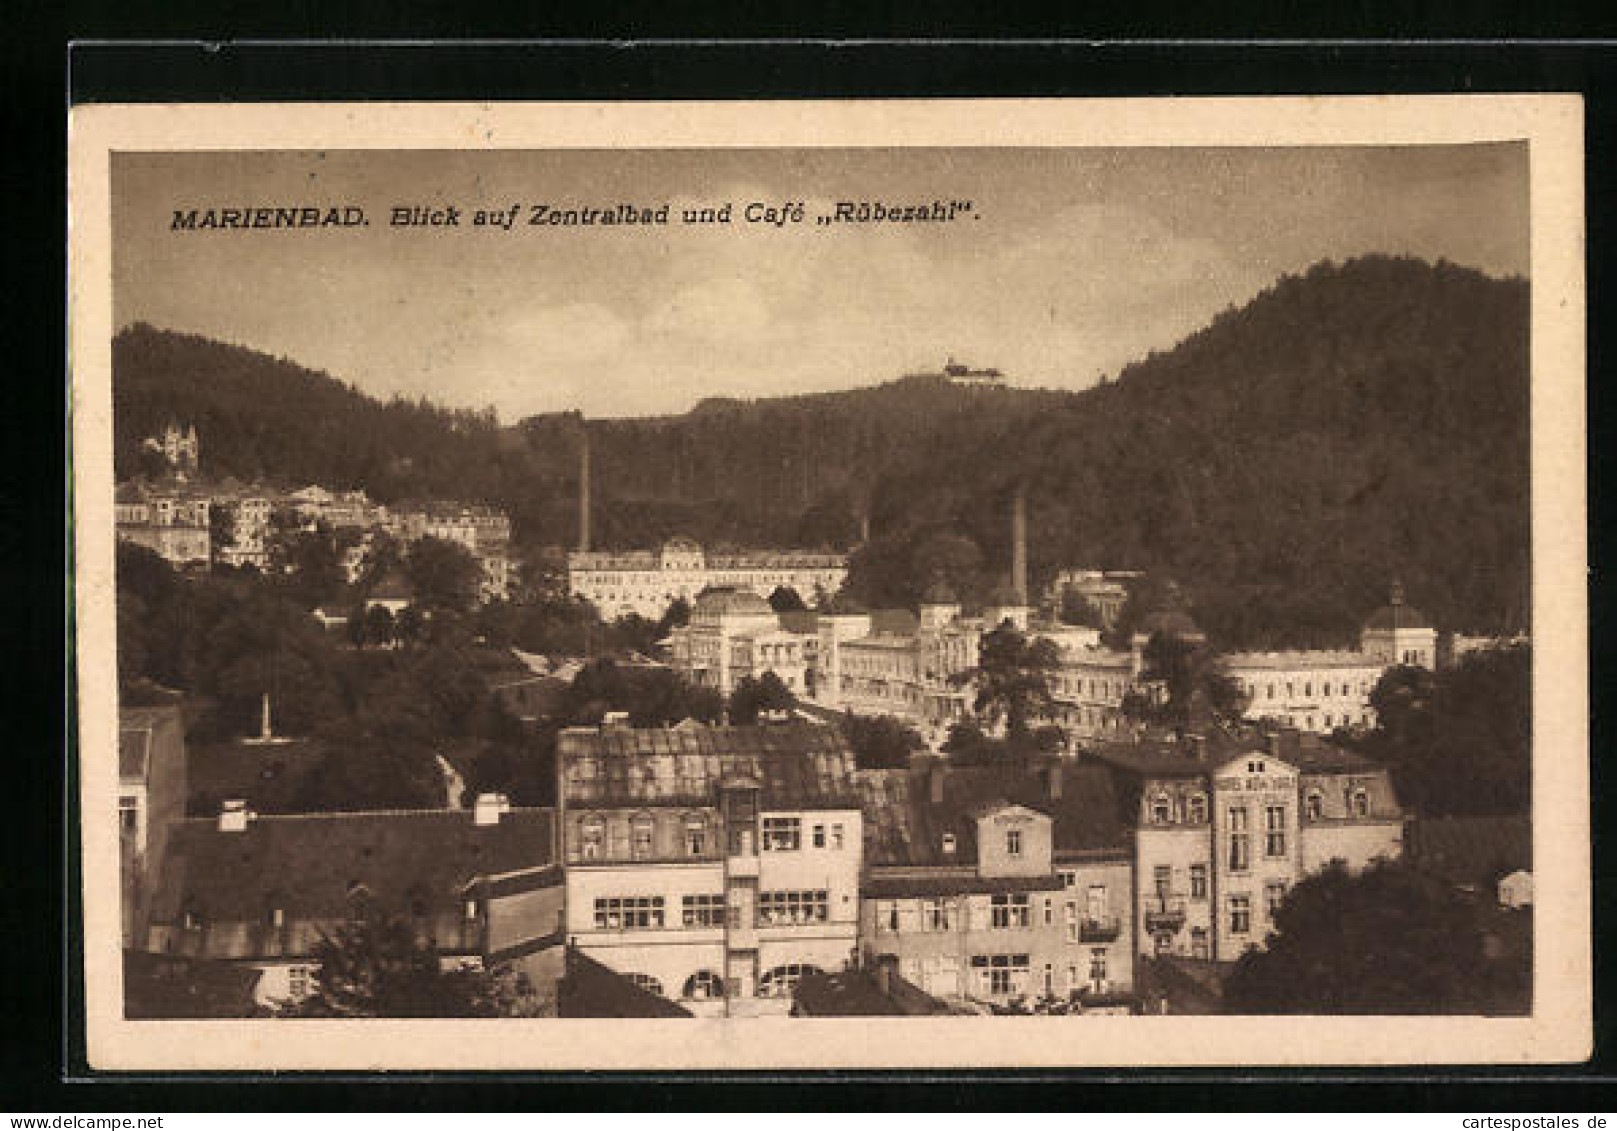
[1012,485,1028,606]
[577,422,591,553]
[259,692,273,741]
[929,763,945,805]
[1046,760,1063,800]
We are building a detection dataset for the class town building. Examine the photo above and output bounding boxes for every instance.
[556,721,864,1017]
[141,796,563,1011]
[790,958,956,1016]
[569,536,847,621]
[120,693,189,946]
[115,481,211,568]
[1089,727,1405,964]
[665,587,819,700]
[1044,569,1142,630]
[855,759,1136,1012]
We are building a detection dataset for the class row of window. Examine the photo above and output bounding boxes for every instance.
[760,817,847,852]
[874,888,1116,939]
[968,950,1111,997]
[618,965,824,1002]
[577,814,848,861]
[1243,679,1372,701]
[592,890,832,931]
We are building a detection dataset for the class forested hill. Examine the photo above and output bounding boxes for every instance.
[112,255,1529,647]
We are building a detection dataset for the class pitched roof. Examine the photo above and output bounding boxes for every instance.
[1364,581,1433,632]
[856,760,1128,869]
[558,722,860,810]
[693,587,772,617]
[557,947,693,1018]
[793,968,954,1016]
[119,726,153,780]
[149,807,555,925]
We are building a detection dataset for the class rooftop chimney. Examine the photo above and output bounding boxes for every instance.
[1046,760,1063,801]
[577,422,591,553]
[929,763,946,805]
[218,798,252,833]
[473,792,510,826]
[1012,485,1028,607]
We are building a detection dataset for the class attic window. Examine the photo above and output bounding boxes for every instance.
[941,833,957,855]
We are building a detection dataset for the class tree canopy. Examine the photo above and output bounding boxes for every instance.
[1222,860,1523,1015]
[953,625,1061,742]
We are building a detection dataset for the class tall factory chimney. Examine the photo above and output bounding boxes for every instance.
[1012,484,1028,606]
[577,420,592,553]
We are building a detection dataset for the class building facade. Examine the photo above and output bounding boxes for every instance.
[569,537,847,621]
[115,482,211,568]
[1091,728,1405,964]
[556,721,864,1017]
[856,760,1135,1012]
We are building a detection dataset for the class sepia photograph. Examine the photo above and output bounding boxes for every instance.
[69,97,1588,1069]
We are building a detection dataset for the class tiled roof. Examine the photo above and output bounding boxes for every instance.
[557,947,693,1018]
[1408,814,1531,887]
[855,760,1128,868]
[186,738,329,814]
[558,723,860,810]
[149,807,555,925]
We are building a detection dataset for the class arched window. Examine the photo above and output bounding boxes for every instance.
[579,814,605,860]
[759,963,823,998]
[631,813,656,859]
[345,881,372,922]
[1186,794,1208,824]
[682,970,724,1001]
[627,973,665,997]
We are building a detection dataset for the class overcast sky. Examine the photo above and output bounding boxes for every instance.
[113,144,1528,420]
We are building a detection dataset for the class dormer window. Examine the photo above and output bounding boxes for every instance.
[1151,795,1172,824]
[580,815,605,860]
[1248,759,1267,774]
[1351,789,1370,818]
[631,814,655,859]
[1305,791,1324,820]
[941,832,957,855]
[1187,794,1208,824]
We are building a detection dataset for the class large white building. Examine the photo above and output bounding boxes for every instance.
[557,721,864,1017]
[665,588,818,700]
[569,537,847,621]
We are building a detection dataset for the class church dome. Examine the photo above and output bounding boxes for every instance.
[1364,581,1432,632]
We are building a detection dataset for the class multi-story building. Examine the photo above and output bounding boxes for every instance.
[666,587,820,700]
[556,721,864,1016]
[1090,727,1405,964]
[114,482,211,568]
[141,794,563,1011]
[207,482,278,570]
[120,694,189,947]
[569,536,847,621]
[856,758,1135,1012]
[1044,569,1142,630]
[1225,585,1439,733]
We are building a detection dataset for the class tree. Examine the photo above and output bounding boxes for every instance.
[293,726,443,812]
[1223,860,1501,1014]
[405,535,481,614]
[768,585,807,613]
[357,604,396,649]
[1133,632,1250,732]
[940,720,1002,766]
[657,596,692,636]
[1351,646,1530,817]
[276,916,543,1017]
[208,501,238,562]
[839,713,925,769]
[1059,591,1106,629]
[728,671,796,726]
[952,625,1061,743]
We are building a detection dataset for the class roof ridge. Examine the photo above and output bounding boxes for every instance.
[175,805,554,824]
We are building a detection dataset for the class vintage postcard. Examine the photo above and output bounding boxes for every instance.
[69,96,1588,1070]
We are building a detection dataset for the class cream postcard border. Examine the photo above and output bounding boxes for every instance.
[69,95,1589,1070]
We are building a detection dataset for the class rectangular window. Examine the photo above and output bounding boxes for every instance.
[118,796,139,835]
[1228,895,1251,935]
[758,889,829,925]
[1064,901,1078,942]
[287,965,314,1000]
[1264,882,1287,917]
[593,896,666,931]
[923,899,951,932]
[812,823,826,848]
[970,953,1030,997]
[1153,865,1171,898]
[1006,829,1023,857]
[1228,807,1251,872]
[1088,948,1108,988]
[1265,805,1287,857]
[1086,885,1107,923]
[762,816,802,851]
[831,823,845,849]
[1060,870,1077,889]
[681,894,726,928]
[990,893,1031,929]
[1189,864,1208,900]
[684,824,707,856]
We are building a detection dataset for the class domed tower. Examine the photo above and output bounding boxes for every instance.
[1360,580,1437,669]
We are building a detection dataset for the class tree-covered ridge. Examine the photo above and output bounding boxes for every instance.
[114,254,1529,648]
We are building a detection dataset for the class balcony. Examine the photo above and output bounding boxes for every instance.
[1143,897,1187,933]
[1079,917,1123,943]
